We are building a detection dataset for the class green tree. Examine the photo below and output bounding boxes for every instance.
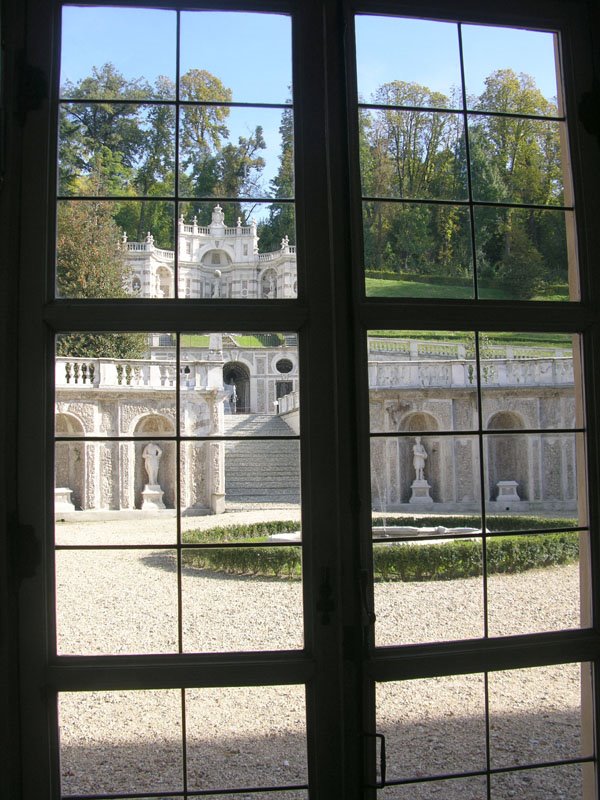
[260,105,295,251]
[56,201,146,357]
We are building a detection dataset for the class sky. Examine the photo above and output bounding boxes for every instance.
[60,7,560,190]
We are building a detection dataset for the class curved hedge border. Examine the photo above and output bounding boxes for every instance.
[182,517,580,582]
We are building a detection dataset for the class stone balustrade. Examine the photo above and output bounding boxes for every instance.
[368,337,571,361]
[368,357,574,389]
[57,355,574,393]
[126,240,292,262]
[277,390,300,414]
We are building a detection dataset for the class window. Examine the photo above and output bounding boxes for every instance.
[7,1,600,799]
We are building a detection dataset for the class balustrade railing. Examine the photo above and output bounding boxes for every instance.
[368,337,571,360]
[277,390,300,414]
[368,357,574,389]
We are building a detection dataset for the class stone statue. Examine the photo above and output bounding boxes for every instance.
[212,269,222,298]
[212,204,225,225]
[143,442,162,485]
[412,436,427,481]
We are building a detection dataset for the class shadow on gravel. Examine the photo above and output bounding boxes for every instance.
[139,551,289,583]
[59,708,585,800]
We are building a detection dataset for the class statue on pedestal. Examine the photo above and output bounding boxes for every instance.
[143,442,162,486]
[412,436,427,481]
[409,436,433,506]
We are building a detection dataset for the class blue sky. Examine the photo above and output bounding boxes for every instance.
[60,7,560,189]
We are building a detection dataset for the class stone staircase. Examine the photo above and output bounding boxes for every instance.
[223,414,300,507]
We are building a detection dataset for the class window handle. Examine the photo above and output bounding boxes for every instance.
[364,732,387,787]
[316,567,335,624]
[360,569,376,626]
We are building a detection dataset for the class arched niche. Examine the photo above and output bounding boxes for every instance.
[260,268,278,298]
[133,414,175,509]
[398,412,441,503]
[486,411,528,501]
[223,361,251,413]
[55,413,85,510]
[156,265,173,298]
[201,249,232,267]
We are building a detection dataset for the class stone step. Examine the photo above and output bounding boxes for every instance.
[223,414,300,504]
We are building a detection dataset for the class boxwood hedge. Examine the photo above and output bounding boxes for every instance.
[181,517,580,581]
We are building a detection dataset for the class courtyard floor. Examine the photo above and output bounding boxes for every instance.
[56,512,585,800]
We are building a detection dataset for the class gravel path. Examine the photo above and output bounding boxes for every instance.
[56,513,587,799]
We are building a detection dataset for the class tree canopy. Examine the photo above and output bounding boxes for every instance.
[58,63,567,303]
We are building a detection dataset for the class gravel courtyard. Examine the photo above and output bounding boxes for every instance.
[56,513,587,799]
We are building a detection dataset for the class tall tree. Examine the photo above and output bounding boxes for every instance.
[260,105,295,251]
[56,200,146,357]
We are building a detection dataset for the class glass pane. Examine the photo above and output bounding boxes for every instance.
[355,16,462,107]
[488,663,589,767]
[374,538,484,646]
[379,776,487,798]
[474,206,572,301]
[179,106,292,200]
[462,25,559,114]
[371,435,482,514]
[180,12,292,105]
[60,7,177,100]
[486,532,583,636]
[368,331,479,434]
[180,331,299,433]
[59,103,176,197]
[490,764,584,799]
[483,433,582,524]
[182,546,303,652]
[480,332,579,431]
[469,118,566,206]
[186,686,307,790]
[376,675,486,780]
[363,202,473,299]
[360,109,467,201]
[59,690,183,796]
[56,200,176,299]
[176,203,297,299]
[56,548,178,655]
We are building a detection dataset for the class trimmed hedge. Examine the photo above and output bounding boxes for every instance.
[181,517,580,582]
[373,532,579,581]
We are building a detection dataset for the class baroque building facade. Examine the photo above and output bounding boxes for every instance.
[55,333,577,517]
[121,204,298,299]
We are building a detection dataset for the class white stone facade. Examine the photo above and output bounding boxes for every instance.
[55,336,577,515]
[121,205,297,299]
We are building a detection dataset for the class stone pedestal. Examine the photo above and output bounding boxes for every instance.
[496,480,520,503]
[55,487,75,512]
[409,479,433,505]
[142,484,166,510]
[211,492,226,514]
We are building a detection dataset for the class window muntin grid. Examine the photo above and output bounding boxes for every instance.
[56,6,296,300]
[373,663,593,795]
[367,330,587,645]
[355,17,577,302]
[54,330,304,656]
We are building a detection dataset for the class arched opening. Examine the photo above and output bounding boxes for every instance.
[156,265,173,298]
[223,361,251,413]
[55,413,85,510]
[261,268,278,298]
[201,249,232,267]
[133,414,176,508]
[486,411,528,501]
[398,412,440,503]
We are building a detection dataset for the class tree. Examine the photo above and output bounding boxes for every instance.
[260,105,295,251]
[56,201,146,358]
[59,63,151,196]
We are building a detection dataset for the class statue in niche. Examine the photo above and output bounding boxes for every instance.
[212,269,222,298]
[412,436,427,481]
[143,442,163,486]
